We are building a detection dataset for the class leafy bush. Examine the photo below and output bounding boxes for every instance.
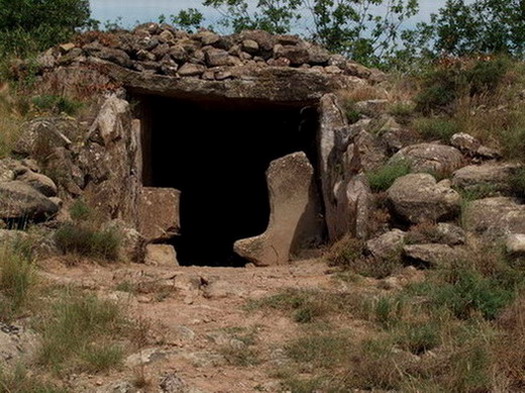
[413,117,460,141]
[54,223,120,261]
[366,160,411,192]
[0,0,94,57]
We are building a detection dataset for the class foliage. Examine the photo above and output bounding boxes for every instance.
[420,0,525,58]
[168,8,205,33]
[413,117,459,141]
[0,0,95,57]
[186,0,418,67]
[366,160,411,192]
[414,57,509,114]
[54,223,121,261]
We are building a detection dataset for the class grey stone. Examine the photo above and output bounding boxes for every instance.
[365,229,406,260]
[178,63,205,77]
[16,170,57,197]
[506,234,525,256]
[138,187,180,242]
[403,244,465,267]
[145,244,179,266]
[387,173,462,224]
[234,152,324,266]
[0,181,58,222]
[464,197,525,237]
[452,163,521,192]
[389,143,465,174]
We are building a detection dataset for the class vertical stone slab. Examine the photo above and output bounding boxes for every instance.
[138,187,181,242]
[318,93,371,241]
[234,152,323,266]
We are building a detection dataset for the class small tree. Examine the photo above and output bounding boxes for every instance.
[0,0,94,56]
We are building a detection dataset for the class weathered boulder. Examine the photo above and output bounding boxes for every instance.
[450,132,481,154]
[365,229,406,260]
[16,170,58,197]
[403,244,466,267]
[0,181,58,222]
[464,197,525,237]
[452,163,521,191]
[104,220,146,263]
[234,152,323,266]
[346,130,387,172]
[389,143,464,174]
[435,223,466,246]
[0,323,39,369]
[14,117,75,157]
[0,159,19,182]
[138,187,181,242]
[145,244,179,266]
[506,234,525,256]
[80,96,141,225]
[387,174,462,224]
[354,99,389,117]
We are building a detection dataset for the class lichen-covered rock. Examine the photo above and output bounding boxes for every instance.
[389,143,464,174]
[234,152,323,266]
[16,170,57,197]
[435,223,466,246]
[452,163,521,191]
[387,174,462,224]
[0,323,39,369]
[506,234,525,256]
[0,181,58,222]
[365,229,406,260]
[145,244,179,266]
[403,244,466,267]
[138,187,180,242]
[464,197,525,237]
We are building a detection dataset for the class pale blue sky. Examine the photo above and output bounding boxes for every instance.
[90,0,452,30]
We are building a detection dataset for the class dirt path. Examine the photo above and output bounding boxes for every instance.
[39,259,342,393]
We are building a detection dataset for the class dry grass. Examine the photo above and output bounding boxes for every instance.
[0,86,23,158]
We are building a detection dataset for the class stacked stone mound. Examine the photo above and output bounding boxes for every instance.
[37,23,381,82]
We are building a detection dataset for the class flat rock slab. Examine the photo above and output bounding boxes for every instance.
[139,187,181,242]
[452,163,521,191]
[234,152,323,266]
[465,197,525,237]
[389,143,464,174]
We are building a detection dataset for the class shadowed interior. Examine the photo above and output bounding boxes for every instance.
[139,95,320,266]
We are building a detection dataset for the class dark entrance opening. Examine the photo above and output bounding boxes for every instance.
[139,95,320,267]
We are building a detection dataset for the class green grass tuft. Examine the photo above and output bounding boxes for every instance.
[366,160,411,192]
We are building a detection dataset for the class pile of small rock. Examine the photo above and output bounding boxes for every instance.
[36,24,382,82]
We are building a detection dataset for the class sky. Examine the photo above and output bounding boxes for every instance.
[89,0,451,31]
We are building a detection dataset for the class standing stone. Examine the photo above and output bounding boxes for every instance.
[234,152,323,266]
[138,187,181,242]
[145,244,179,266]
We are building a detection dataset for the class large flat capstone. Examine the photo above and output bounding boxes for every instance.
[234,152,323,266]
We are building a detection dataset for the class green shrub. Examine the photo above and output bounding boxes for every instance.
[430,269,515,320]
[32,95,83,116]
[0,246,34,320]
[366,160,411,192]
[38,291,127,373]
[69,199,92,222]
[388,101,415,118]
[413,117,460,141]
[54,223,120,261]
[396,321,441,355]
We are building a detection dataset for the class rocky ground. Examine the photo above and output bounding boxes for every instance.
[34,257,388,393]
